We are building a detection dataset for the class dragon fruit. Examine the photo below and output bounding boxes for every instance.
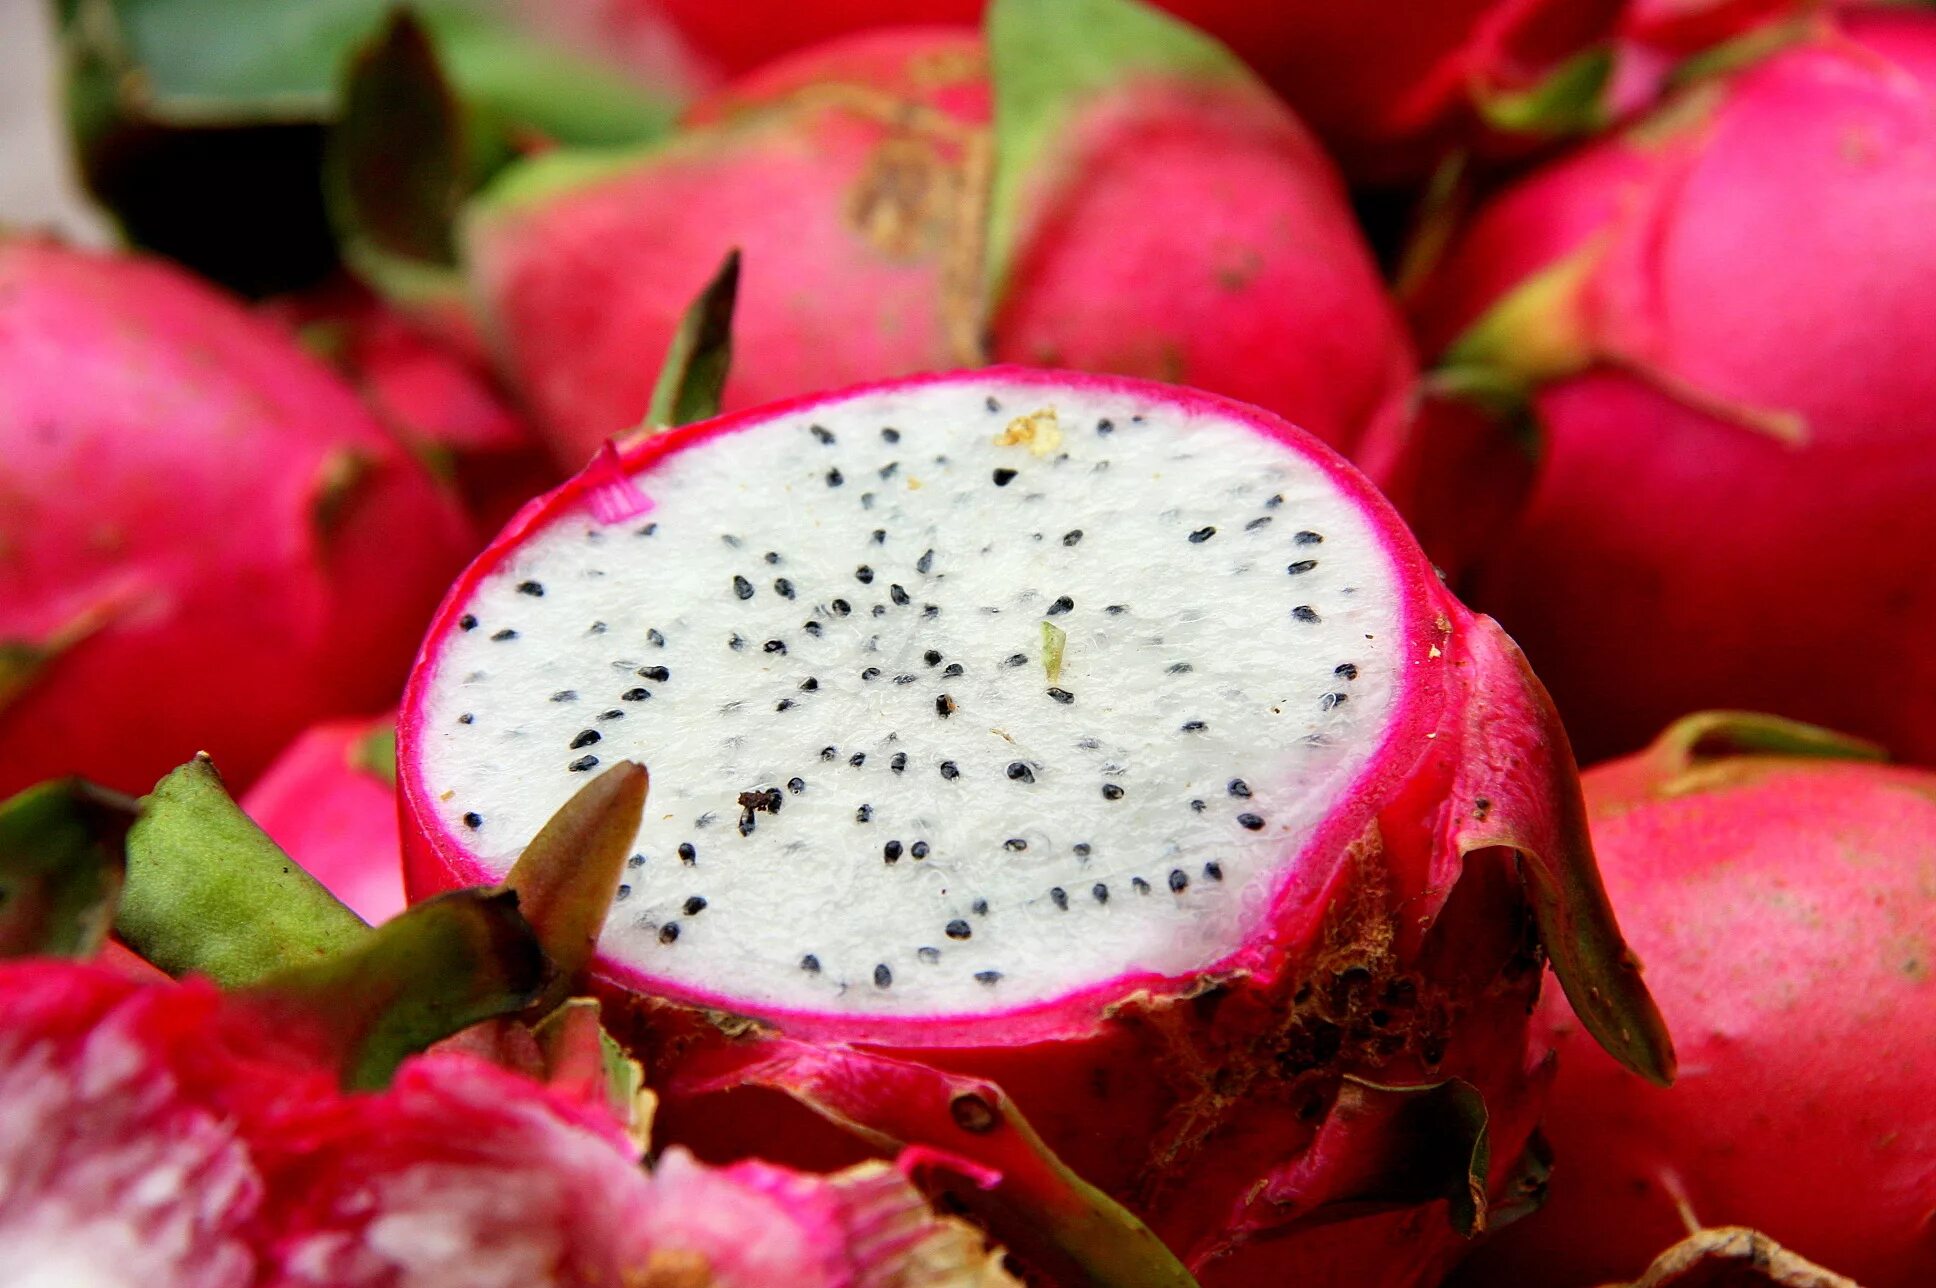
[1400,6,1936,766]
[0,240,476,798]
[465,0,1413,470]
[1454,712,1936,1288]
[397,367,1670,1283]
[241,717,407,925]
[0,958,1013,1287]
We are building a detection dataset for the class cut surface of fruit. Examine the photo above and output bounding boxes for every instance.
[406,370,1418,1021]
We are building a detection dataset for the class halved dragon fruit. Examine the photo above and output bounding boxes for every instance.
[399,369,1669,1283]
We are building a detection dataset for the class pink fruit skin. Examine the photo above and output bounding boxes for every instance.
[1454,721,1936,1288]
[641,0,1626,179]
[1405,9,1936,766]
[0,241,476,798]
[241,717,407,925]
[469,26,1413,471]
[0,959,999,1287]
[399,368,1661,1285]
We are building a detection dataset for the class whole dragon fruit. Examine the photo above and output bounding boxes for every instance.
[398,367,1671,1284]
[0,958,1013,1287]
[1401,6,1936,766]
[0,240,476,798]
[242,717,408,925]
[1454,712,1936,1288]
[466,0,1413,469]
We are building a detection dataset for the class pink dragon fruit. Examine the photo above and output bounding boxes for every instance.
[626,0,1630,179]
[0,240,477,798]
[396,367,1671,1284]
[1454,712,1936,1288]
[0,958,1013,1287]
[1399,6,1936,766]
[262,284,559,530]
[241,717,407,925]
[465,0,1413,470]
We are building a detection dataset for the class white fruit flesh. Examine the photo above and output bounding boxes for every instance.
[414,378,1402,1016]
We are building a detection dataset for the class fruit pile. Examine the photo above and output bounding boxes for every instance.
[1,1,1929,1285]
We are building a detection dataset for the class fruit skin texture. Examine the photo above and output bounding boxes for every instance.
[0,957,1013,1287]
[467,21,1412,469]
[241,718,407,925]
[400,367,1669,1285]
[0,241,476,798]
[1403,8,1936,766]
[1455,714,1936,1288]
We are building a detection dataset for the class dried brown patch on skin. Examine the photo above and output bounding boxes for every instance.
[634,1249,716,1288]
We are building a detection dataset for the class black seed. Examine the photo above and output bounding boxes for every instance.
[1321,692,1349,710]
[1188,526,1216,543]
[732,574,755,600]
[892,673,914,686]
[856,804,873,823]
[1181,720,1207,733]
[737,813,756,838]
[800,677,819,692]
[992,468,1018,486]
[804,621,824,638]
[462,812,482,830]
[1133,877,1151,894]
[985,395,1001,412]
[459,713,475,724]
[882,426,901,442]
[1293,530,1323,545]
[1007,762,1035,783]
[659,922,680,944]
[831,599,851,616]
[638,666,670,682]
[570,729,601,749]
[1169,868,1188,893]
[600,709,623,721]
[1073,842,1092,858]
[936,695,956,717]
[1101,783,1124,800]
[801,954,821,973]
[1238,813,1265,831]
[1005,653,1028,668]
[1246,516,1272,531]
[622,688,650,701]
[627,853,645,869]
[861,492,877,509]
[647,628,666,647]
[1105,604,1127,615]
[946,919,972,940]
[884,840,903,863]
[821,746,838,762]
[871,528,886,545]
[764,639,787,654]
[1228,778,1251,798]
[773,577,795,599]
[827,468,844,487]
[887,753,906,775]
[924,649,943,666]
[568,755,599,772]
[552,690,578,703]
[614,882,631,901]
[787,777,806,794]
[1264,494,1284,509]
[1335,662,1359,680]
[1046,687,1074,705]
[862,667,881,681]
[849,752,866,767]
[1292,606,1321,623]
[491,628,517,641]
[683,896,707,916]
[918,946,941,964]
[1050,887,1069,910]
[810,424,834,444]
[972,898,989,915]
[1096,418,1114,435]
[1286,560,1317,575]
[976,970,1002,985]
[459,614,478,631]
[1062,529,1083,546]
[678,843,697,864]
[1005,838,1028,852]
[1204,862,1224,881]
[639,522,659,535]
[890,584,910,606]
[871,605,886,618]
[765,551,781,565]
[916,548,935,574]
[939,761,960,780]
[874,964,892,988]
[923,604,940,618]
[776,699,795,711]
[1167,662,1192,674]
[1046,595,1074,616]
[912,841,930,859]
[517,580,544,596]
[855,565,874,584]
